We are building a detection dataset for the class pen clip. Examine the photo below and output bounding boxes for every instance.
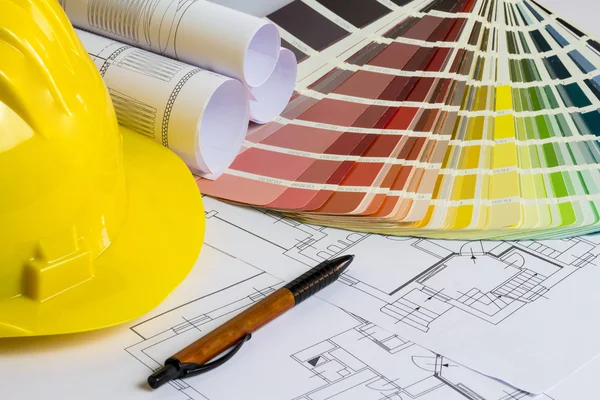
[177,333,252,378]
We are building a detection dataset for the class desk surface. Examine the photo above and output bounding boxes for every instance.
[534,0,600,38]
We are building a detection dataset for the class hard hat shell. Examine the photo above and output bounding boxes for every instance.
[0,0,205,337]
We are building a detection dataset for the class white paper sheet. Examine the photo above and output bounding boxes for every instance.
[61,0,281,88]
[76,29,249,179]
[194,196,600,394]
[0,242,542,400]
[209,0,295,17]
[535,354,600,399]
[248,47,297,124]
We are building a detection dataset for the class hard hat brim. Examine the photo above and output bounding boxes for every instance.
[0,128,205,337]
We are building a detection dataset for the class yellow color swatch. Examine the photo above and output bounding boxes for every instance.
[487,86,520,228]
[495,85,513,110]
[459,146,481,169]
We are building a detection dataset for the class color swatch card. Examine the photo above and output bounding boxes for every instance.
[197,0,600,240]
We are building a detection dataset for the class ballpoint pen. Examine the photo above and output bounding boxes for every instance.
[147,254,355,389]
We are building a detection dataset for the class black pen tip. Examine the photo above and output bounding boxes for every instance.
[337,254,355,263]
[148,364,179,389]
[333,254,354,273]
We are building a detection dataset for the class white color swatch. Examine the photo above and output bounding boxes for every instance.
[77,29,249,179]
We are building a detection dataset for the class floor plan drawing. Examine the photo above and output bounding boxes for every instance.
[123,243,543,400]
[0,200,580,399]
[289,315,543,400]
[200,196,600,393]
[358,237,597,332]
[125,262,285,400]
[202,196,600,333]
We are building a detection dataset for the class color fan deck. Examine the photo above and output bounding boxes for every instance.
[198,0,600,240]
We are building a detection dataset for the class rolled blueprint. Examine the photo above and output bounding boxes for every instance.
[76,29,250,179]
[249,48,297,124]
[61,0,281,88]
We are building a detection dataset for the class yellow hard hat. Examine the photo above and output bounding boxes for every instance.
[0,0,205,337]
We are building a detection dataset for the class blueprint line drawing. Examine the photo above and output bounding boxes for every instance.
[198,195,600,393]
[88,42,131,78]
[116,48,186,81]
[86,0,180,54]
[289,315,536,400]
[125,260,285,399]
[371,239,596,332]
[63,0,202,60]
[108,89,157,138]
[123,240,548,400]
[161,68,202,147]
[202,196,600,334]
[90,41,186,82]
[83,33,206,147]
[77,28,243,174]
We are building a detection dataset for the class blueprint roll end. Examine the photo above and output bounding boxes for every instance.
[249,47,298,124]
[244,21,281,88]
[192,76,250,180]
[169,1,281,88]
[160,70,250,181]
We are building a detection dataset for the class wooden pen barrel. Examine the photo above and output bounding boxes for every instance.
[173,287,296,365]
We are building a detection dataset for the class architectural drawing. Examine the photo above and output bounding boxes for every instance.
[161,67,202,147]
[125,257,285,400]
[80,29,214,149]
[86,0,180,54]
[87,42,131,78]
[366,238,595,332]
[115,48,187,82]
[89,42,187,82]
[125,243,544,400]
[109,89,157,137]
[63,0,201,59]
[290,317,538,400]
[200,195,600,393]
[202,196,600,334]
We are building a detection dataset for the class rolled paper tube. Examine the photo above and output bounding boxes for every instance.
[61,0,281,88]
[76,29,250,180]
[249,48,298,124]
